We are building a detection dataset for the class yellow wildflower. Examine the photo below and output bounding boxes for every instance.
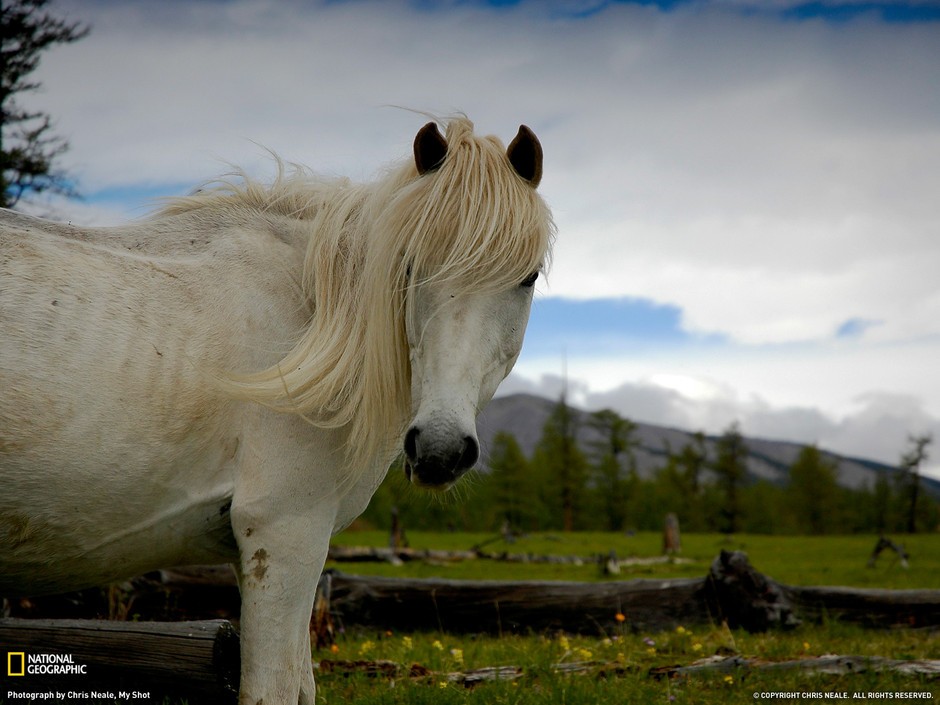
[432,640,444,651]
[615,612,626,623]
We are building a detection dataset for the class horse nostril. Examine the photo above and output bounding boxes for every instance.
[459,435,479,470]
[404,427,420,462]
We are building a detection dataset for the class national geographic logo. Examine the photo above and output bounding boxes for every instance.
[5,652,88,676]
[7,652,25,676]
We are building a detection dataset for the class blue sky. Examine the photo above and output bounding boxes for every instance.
[21,0,940,474]
[525,297,723,356]
[780,2,940,22]
[461,0,940,21]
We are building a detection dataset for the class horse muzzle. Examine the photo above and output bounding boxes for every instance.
[403,425,479,490]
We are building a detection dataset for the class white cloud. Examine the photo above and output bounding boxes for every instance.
[16,192,132,226]
[498,371,940,479]
[507,328,940,478]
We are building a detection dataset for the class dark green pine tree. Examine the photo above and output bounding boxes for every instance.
[2,0,89,208]
[787,445,840,535]
[587,409,636,531]
[712,422,748,535]
[486,431,536,531]
[657,432,708,531]
[897,434,932,534]
[533,394,588,531]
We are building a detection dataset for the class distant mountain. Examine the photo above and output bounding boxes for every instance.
[477,393,940,498]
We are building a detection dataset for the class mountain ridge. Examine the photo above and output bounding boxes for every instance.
[476,393,940,498]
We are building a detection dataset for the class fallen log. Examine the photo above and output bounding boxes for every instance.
[321,550,799,635]
[325,571,710,634]
[120,566,242,621]
[0,618,240,703]
[327,544,694,568]
[327,546,478,564]
[318,655,940,687]
[652,654,940,679]
[322,550,940,635]
[327,545,585,565]
[783,584,940,629]
[7,551,938,638]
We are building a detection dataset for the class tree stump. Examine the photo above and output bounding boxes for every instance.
[705,550,801,631]
[663,513,681,555]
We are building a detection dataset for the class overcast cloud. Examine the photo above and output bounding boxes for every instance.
[19,0,940,476]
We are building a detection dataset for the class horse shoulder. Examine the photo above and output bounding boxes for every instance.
[0,212,311,463]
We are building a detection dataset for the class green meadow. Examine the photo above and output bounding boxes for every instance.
[4,532,935,704]
[311,531,939,704]
[327,530,940,589]
[314,624,937,705]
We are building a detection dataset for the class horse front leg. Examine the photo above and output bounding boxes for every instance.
[232,508,332,705]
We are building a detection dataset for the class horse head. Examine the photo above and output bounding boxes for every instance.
[402,122,546,489]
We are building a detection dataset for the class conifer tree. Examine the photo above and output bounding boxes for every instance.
[2,0,89,207]
[657,432,708,531]
[788,445,840,534]
[487,432,535,530]
[534,395,588,531]
[587,409,636,531]
[712,422,748,534]
[898,434,932,534]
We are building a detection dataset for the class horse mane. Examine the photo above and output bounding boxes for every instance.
[157,117,555,481]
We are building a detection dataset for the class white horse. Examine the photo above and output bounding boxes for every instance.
[0,117,554,704]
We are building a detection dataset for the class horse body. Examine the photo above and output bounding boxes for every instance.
[0,118,553,704]
[0,208,328,592]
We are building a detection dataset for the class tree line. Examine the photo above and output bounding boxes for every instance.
[362,398,938,536]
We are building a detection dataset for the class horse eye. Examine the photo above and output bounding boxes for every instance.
[520,271,539,288]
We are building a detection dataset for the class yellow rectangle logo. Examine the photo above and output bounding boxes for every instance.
[7,651,26,676]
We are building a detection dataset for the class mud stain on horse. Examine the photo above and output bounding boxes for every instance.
[250,548,268,581]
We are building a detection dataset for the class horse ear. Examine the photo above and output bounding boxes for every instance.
[414,122,448,175]
[507,125,542,187]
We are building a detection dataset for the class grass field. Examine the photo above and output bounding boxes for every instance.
[311,531,939,703]
[314,622,938,704]
[328,529,940,589]
[4,532,936,704]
